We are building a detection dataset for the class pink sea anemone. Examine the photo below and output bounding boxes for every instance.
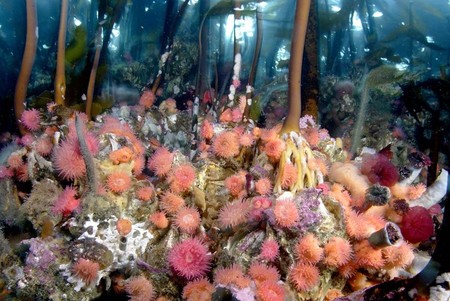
[295,233,323,265]
[168,164,196,193]
[0,166,13,179]
[323,237,353,267]
[248,262,280,286]
[212,131,240,158]
[264,138,285,161]
[139,90,156,108]
[239,132,254,147]
[182,277,214,301]
[281,162,298,189]
[382,242,414,269]
[147,147,174,177]
[52,187,80,217]
[125,276,155,301]
[200,120,214,140]
[168,238,211,280]
[218,199,252,229]
[353,240,384,269]
[7,153,23,169]
[136,186,153,202]
[224,174,246,198]
[52,138,86,180]
[255,177,272,195]
[20,109,41,131]
[72,258,99,285]
[260,238,280,261]
[256,281,285,301]
[174,207,201,234]
[35,137,53,156]
[133,154,146,176]
[160,192,185,214]
[289,263,320,292]
[106,172,132,193]
[274,199,299,228]
[214,264,251,289]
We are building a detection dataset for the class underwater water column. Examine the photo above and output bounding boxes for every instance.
[282,0,311,134]
[14,0,37,135]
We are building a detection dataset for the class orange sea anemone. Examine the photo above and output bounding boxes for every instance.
[72,258,99,286]
[289,263,320,292]
[248,262,280,287]
[160,192,185,214]
[182,277,214,301]
[214,264,251,289]
[147,147,174,177]
[136,186,153,202]
[212,131,240,158]
[125,276,155,301]
[323,237,353,267]
[116,218,132,236]
[263,138,286,161]
[109,147,134,165]
[168,163,196,193]
[274,199,299,228]
[281,162,298,189]
[255,177,272,195]
[149,212,169,229]
[256,280,286,301]
[353,240,385,269]
[224,173,246,198]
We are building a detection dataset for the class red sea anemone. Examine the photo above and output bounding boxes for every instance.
[20,109,41,131]
[289,263,320,292]
[168,237,211,280]
[360,154,399,187]
[125,276,155,301]
[400,206,434,243]
[72,258,99,285]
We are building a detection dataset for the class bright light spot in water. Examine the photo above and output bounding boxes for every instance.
[331,5,340,12]
[74,18,82,26]
[145,7,149,12]
[112,28,120,37]
[426,36,435,43]
[42,44,50,49]
[373,11,383,17]
[395,63,408,71]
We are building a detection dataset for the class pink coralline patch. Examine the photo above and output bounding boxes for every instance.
[401,206,434,243]
[147,147,174,177]
[106,172,132,193]
[168,164,196,193]
[139,90,156,108]
[182,277,214,301]
[260,238,280,261]
[289,263,320,292]
[20,109,41,131]
[274,199,299,228]
[295,233,323,265]
[52,187,80,217]
[160,192,185,214]
[255,178,272,195]
[52,138,86,180]
[224,174,246,198]
[200,119,214,140]
[174,207,201,234]
[361,154,399,186]
[218,199,252,229]
[72,258,99,285]
[125,276,155,301]
[214,264,251,289]
[35,137,53,156]
[263,138,286,161]
[168,238,211,280]
[281,162,298,189]
[212,131,240,158]
[323,237,353,267]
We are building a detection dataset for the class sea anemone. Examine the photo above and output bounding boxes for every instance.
[256,280,285,301]
[281,162,298,189]
[200,120,214,140]
[361,154,399,187]
[35,137,53,156]
[149,212,169,229]
[295,233,323,265]
[136,186,153,202]
[133,154,146,176]
[214,264,251,289]
[274,199,299,228]
[218,199,252,229]
[248,262,280,286]
[382,242,414,269]
[106,171,132,193]
[353,240,385,269]
[239,133,254,147]
[72,258,99,286]
[182,277,214,301]
[323,237,353,267]
[168,238,211,280]
[125,276,155,301]
[255,178,272,195]
[20,109,41,131]
[116,218,132,236]
[400,206,434,243]
[109,147,134,165]
[168,164,196,193]
[263,138,285,161]
[260,238,280,261]
[289,263,320,292]
[160,192,185,214]
[212,131,240,158]
[139,90,156,108]
[174,207,201,234]
[7,153,23,169]
[52,186,80,217]
[147,147,174,177]
[224,173,246,198]
[52,138,86,180]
